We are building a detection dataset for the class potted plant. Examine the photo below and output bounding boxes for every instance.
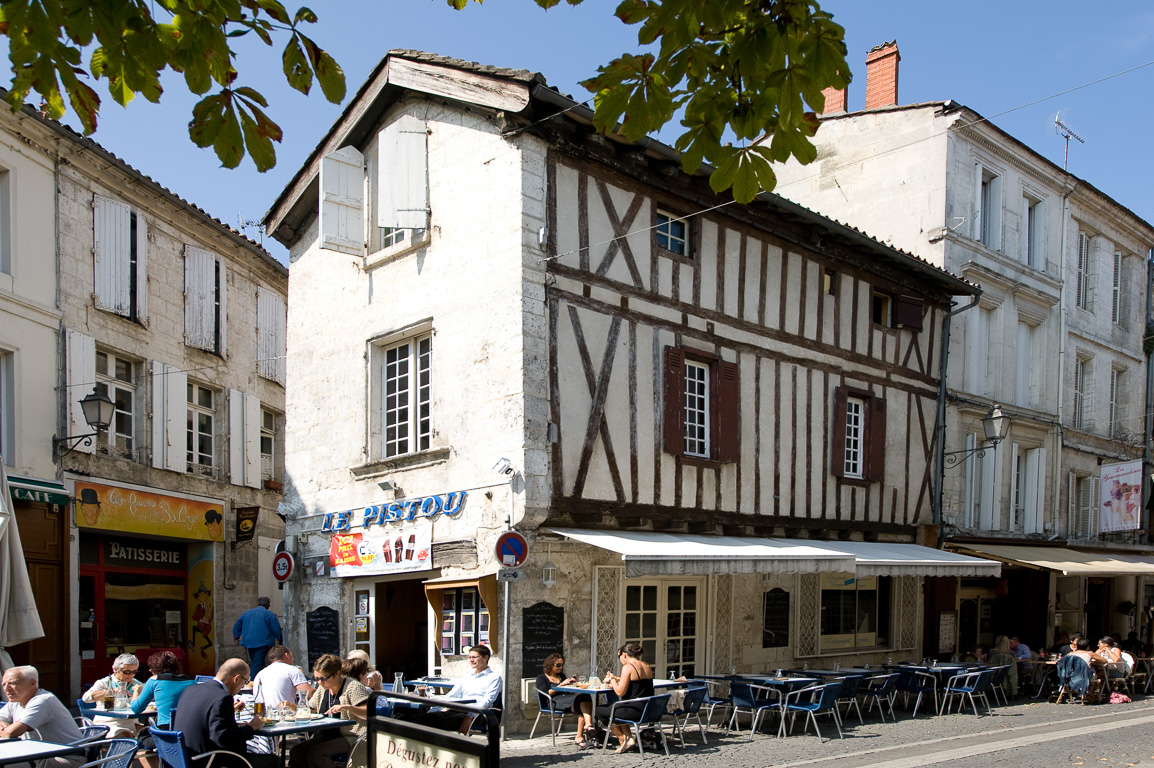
[1117,599,1137,615]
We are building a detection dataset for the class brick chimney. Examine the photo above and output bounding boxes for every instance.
[820,85,847,115]
[864,41,900,109]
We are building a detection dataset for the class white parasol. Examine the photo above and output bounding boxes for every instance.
[0,462,45,672]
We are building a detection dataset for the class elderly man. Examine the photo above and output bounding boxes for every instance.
[1,666,85,767]
[233,598,282,676]
[172,658,276,768]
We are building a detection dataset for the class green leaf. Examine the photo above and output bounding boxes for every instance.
[213,99,245,168]
[189,94,227,148]
[281,36,311,93]
[312,47,344,102]
[292,6,317,24]
[239,109,276,171]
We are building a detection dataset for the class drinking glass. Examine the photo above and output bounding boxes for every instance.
[802,661,809,671]
[833,662,840,672]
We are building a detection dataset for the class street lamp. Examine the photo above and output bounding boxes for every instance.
[943,404,1011,468]
[52,387,115,460]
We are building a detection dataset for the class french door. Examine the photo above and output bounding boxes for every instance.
[622,579,704,679]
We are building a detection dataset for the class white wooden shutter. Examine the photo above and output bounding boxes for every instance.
[93,196,132,315]
[218,261,228,358]
[378,115,428,230]
[1009,443,1020,531]
[987,174,1002,251]
[65,329,96,452]
[1068,472,1077,538]
[320,146,364,255]
[245,394,260,489]
[1027,447,1046,535]
[151,361,186,472]
[1019,196,1029,264]
[257,288,287,385]
[972,163,983,242]
[979,441,999,531]
[228,390,262,489]
[185,246,220,351]
[151,360,166,469]
[964,433,978,528]
[136,216,148,324]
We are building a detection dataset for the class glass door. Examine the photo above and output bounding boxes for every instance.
[622,579,703,678]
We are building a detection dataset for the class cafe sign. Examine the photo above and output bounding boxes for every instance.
[320,491,467,533]
[75,480,225,541]
[329,525,433,577]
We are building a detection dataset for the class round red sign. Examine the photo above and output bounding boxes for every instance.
[272,551,295,583]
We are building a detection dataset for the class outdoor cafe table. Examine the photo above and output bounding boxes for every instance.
[789,668,874,677]
[552,679,691,712]
[0,739,86,768]
[403,678,455,691]
[255,715,347,767]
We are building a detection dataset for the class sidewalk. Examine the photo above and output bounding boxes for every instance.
[500,696,1154,766]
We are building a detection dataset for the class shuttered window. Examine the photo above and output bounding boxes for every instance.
[831,385,886,483]
[1112,250,1123,325]
[95,350,137,457]
[1075,231,1092,311]
[184,246,225,355]
[257,288,287,384]
[187,382,217,475]
[1073,357,1089,430]
[662,346,739,463]
[93,195,147,322]
[377,114,429,231]
[320,146,364,255]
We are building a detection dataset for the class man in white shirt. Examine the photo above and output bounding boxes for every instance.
[253,646,311,710]
[397,645,502,733]
[1,666,85,768]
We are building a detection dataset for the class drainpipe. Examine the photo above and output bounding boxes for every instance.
[934,293,982,546]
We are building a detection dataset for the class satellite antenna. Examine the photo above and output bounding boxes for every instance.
[1052,112,1085,171]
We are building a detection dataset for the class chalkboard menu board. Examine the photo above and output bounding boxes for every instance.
[522,602,564,680]
[762,588,789,648]
[306,606,340,670]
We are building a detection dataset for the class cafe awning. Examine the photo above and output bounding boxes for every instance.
[547,528,855,578]
[7,476,68,506]
[775,539,1002,577]
[952,544,1154,576]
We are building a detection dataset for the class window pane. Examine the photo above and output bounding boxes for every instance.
[625,586,641,612]
[667,587,681,611]
[642,613,656,638]
[684,362,709,456]
[642,586,657,611]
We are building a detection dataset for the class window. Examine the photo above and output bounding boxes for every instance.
[623,581,701,678]
[1010,444,1046,534]
[260,409,277,481]
[1075,231,1092,311]
[0,350,11,463]
[95,350,136,456]
[1073,474,1099,539]
[374,114,429,250]
[438,588,490,658]
[820,573,891,651]
[871,292,891,326]
[1072,357,1087,426]
[823,269,837,295]
[1109,368,1122,439]
[662,347,738,462]
[973,164,1002,250]
[1112,250,1122,324]
[831,386,885,483]
[655,211,689,257]
[257,289,287,385]
[0,169,11,276]
[187,382,216,473]
[963,433,995,530]
[381,334,432,458]
[1023,196,1043,268]
[184,246,226,355]
[93,195,148,321]
[1015,322,1035,407]
[872,291,923,330]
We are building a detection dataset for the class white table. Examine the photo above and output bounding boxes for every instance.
[0,739,85,767]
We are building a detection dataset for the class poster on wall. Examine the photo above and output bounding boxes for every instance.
[75,480,225,541]
[186,543,216,676]
[329,525,433,577]
[1100,460,1143,533]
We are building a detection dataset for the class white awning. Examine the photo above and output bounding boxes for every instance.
[953,544,1154,576]
[778,539,1002,577]
[547,528,855,578]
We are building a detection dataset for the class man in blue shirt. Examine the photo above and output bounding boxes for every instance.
[233,597,282,676]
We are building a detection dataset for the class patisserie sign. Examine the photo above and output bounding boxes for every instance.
[329,525,433,577]
[320,491,467,533]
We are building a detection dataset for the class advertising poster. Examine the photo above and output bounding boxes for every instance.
[75,480,225,541]
[186,544,216,676]
[1099,460,1143,533]
[329,525,433,577]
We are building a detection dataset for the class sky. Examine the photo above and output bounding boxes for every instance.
[23,1,1154,263]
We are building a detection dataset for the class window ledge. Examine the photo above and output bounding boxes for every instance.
[655,246,694,265]
[677,454,729,469]
[837,477,874,488]
[351,447,452,479]
[364,232,431,271]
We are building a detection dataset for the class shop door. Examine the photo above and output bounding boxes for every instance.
[1086,579,1109,639]
[958,590,997,654]
[375,580,428,681]
[79,571,105,686]
[622,580,703,679]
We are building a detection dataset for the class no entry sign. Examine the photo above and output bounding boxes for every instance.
[495,531,529,568]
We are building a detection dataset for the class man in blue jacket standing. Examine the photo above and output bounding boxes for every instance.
[233,597,282,676]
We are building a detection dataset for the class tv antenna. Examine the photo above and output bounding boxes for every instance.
[1053,112,1085,171]
[237,214,265,245]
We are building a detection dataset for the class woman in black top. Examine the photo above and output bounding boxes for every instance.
[535,653,593,747]
[595,642,654,753]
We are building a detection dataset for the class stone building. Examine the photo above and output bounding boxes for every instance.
[0,96,288,698]
[264,50,998,729]
[773,41,1154,654]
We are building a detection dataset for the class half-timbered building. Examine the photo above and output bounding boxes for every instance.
[265,50,998,728]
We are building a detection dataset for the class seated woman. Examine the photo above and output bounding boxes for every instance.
[1098,636,1126,680]
[595,643,654,754]
[82,653,144,739]
[988,635,1019,698]
[1071,637,1110,701]
[535,653,593,748]
[131,651,198,727]
[345,650,382,691]
[289,655,369,768]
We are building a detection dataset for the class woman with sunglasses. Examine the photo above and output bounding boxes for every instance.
[81,653,144,738]
[288,655,369,768]
[535,653,594,748]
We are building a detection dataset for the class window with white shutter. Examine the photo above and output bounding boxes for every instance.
[375,114,429,251]
[1073,357,1089,430]
[973,163,1002,251]
[1022,195,1043,269]
[257,288,287,384]
[1112,250,1122,325]
[1075,231,1092,311]
[228,389,261,488]
[95,349,138,459]
[65,328,96,454]
[0,351,11,463]
[187,381,218,476]
[184,246,226,355]
[1109,368,1122,439]
[320,146,364,255]
[150,360,186,472]
[93,195,148,322]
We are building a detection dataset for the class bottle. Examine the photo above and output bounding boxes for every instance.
[296,690,311,721]
[253,682,265,717]
[394,672,406,693]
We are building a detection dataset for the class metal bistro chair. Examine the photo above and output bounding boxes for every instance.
[939,668,995,716]
[666,685,709,746]
[528,690,573,745]
[150,726,255,768]
[601,693,672,759]
[79,739,141,768]
[987,664,1012,706]
[858,673,899,721]
[836,674,865,725]
[695,679,733,727]
[725,682,781,741]
[76,700,98,726]
[1122,652,1146,698]
[894,667,937,718]
[779,681,843,741]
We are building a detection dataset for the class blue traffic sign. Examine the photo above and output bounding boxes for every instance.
[495,531,529,568]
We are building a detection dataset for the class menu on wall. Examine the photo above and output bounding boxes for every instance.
[306,606,340,670]
[762,588,790,648]
[521,602,564,681]
[938,611,957,655]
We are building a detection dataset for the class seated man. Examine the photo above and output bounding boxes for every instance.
[253,646,311,712]
[0,666,85,768]
[395,645,502,733]
[171,658,276,768]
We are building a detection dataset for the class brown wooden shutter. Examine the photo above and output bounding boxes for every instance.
[663,346,686,455]
[831,386,848,478]
[894,296,925,331]
[715,360,740,463]
[868,394,887,481]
